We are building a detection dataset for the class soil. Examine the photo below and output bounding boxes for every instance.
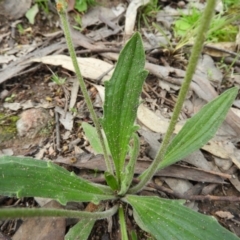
[0,0,240,240]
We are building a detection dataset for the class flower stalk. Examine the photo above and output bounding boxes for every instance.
[128,0,217,194]
[56,0,113,174]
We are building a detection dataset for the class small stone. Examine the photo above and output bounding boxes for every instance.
[16,108,50,138]
[178,1,185,8]
[0,89,9,100]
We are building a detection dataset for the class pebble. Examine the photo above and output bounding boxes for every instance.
[0,89,9,100]
[16,108,50,138]
[178,1,185,8]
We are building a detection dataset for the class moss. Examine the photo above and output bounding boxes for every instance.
[0,113,19,143]
[38,120,54,137]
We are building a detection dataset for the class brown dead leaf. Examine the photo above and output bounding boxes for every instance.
[125,0,150,36]
[196,54,223,85]
[32,55,113,81]
[215,211,234,220]
[164,178,193,195]
[137,104,183,134]
[230,177,240,193]
[55,106,74,131]
[3,0,32,19]
[12,201,65,240]
[0,40,67,85]
[203,43,237,57]
[67,0,76,12]
[85,202,100,212]
[82,6,118,29]
[54,155,229,184]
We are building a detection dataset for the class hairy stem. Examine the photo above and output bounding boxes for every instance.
[128,0,217,194]
[119,205,128,240]
[0,205,118,219]
[56,1,112,174]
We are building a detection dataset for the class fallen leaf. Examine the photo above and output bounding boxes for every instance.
[3,102,21,111]
[54,155,228,184]
[67,0,76,11]
[55,106,74,131]
[203,42,236,57]
[32,55,113,81]
[215,211,234,220]
[164,178,193,196]
[196,54,223,85]
[25,3,39,24]
[137,104,183,134]
[3,0,32,19]
[125,0,150,36]
[82,6,117,28]
[0,148,14,156]
[12,201,65,240]
[69,77,79,109]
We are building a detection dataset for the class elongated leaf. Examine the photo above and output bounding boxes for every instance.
[159,87,238,169]
[82,122,110,155]
[65,203,103,240]
[0,156,115,205]
[124,195,240,240]
[65,219,95,240]
[101,32,148,180]
[119,133,139,195]
[104,172,119,190]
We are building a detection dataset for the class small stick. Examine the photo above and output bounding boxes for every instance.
[54,109,61,151]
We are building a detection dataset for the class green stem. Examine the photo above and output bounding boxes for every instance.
[128,0,217,194]
[0,205,118,219]
[56,1,112,174]
[119,205,128,240]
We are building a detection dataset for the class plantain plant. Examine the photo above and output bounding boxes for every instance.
[0,0,239,239]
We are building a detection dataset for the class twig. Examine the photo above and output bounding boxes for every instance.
[95,65,115,84]
[62,86,69,119]
[75,48,120,55]
[188,195,240,202]
[54,109,61,151]
[145,82,176,107]
[203,44,240,59]
[91,177,240,202]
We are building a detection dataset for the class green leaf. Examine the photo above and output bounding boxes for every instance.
[74,0,88,12]
[104,172,119,191]
[0,156,115,205]
[174,9,200,37]
[65,219,95,240]
[102,32,148,180]
[119,133,139,196]
[124,195,240,240]
[82,122,110,155]
[130,230,138,240]
[25,4,39,24]
[159,87,238,169]
[74,0,95,12]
